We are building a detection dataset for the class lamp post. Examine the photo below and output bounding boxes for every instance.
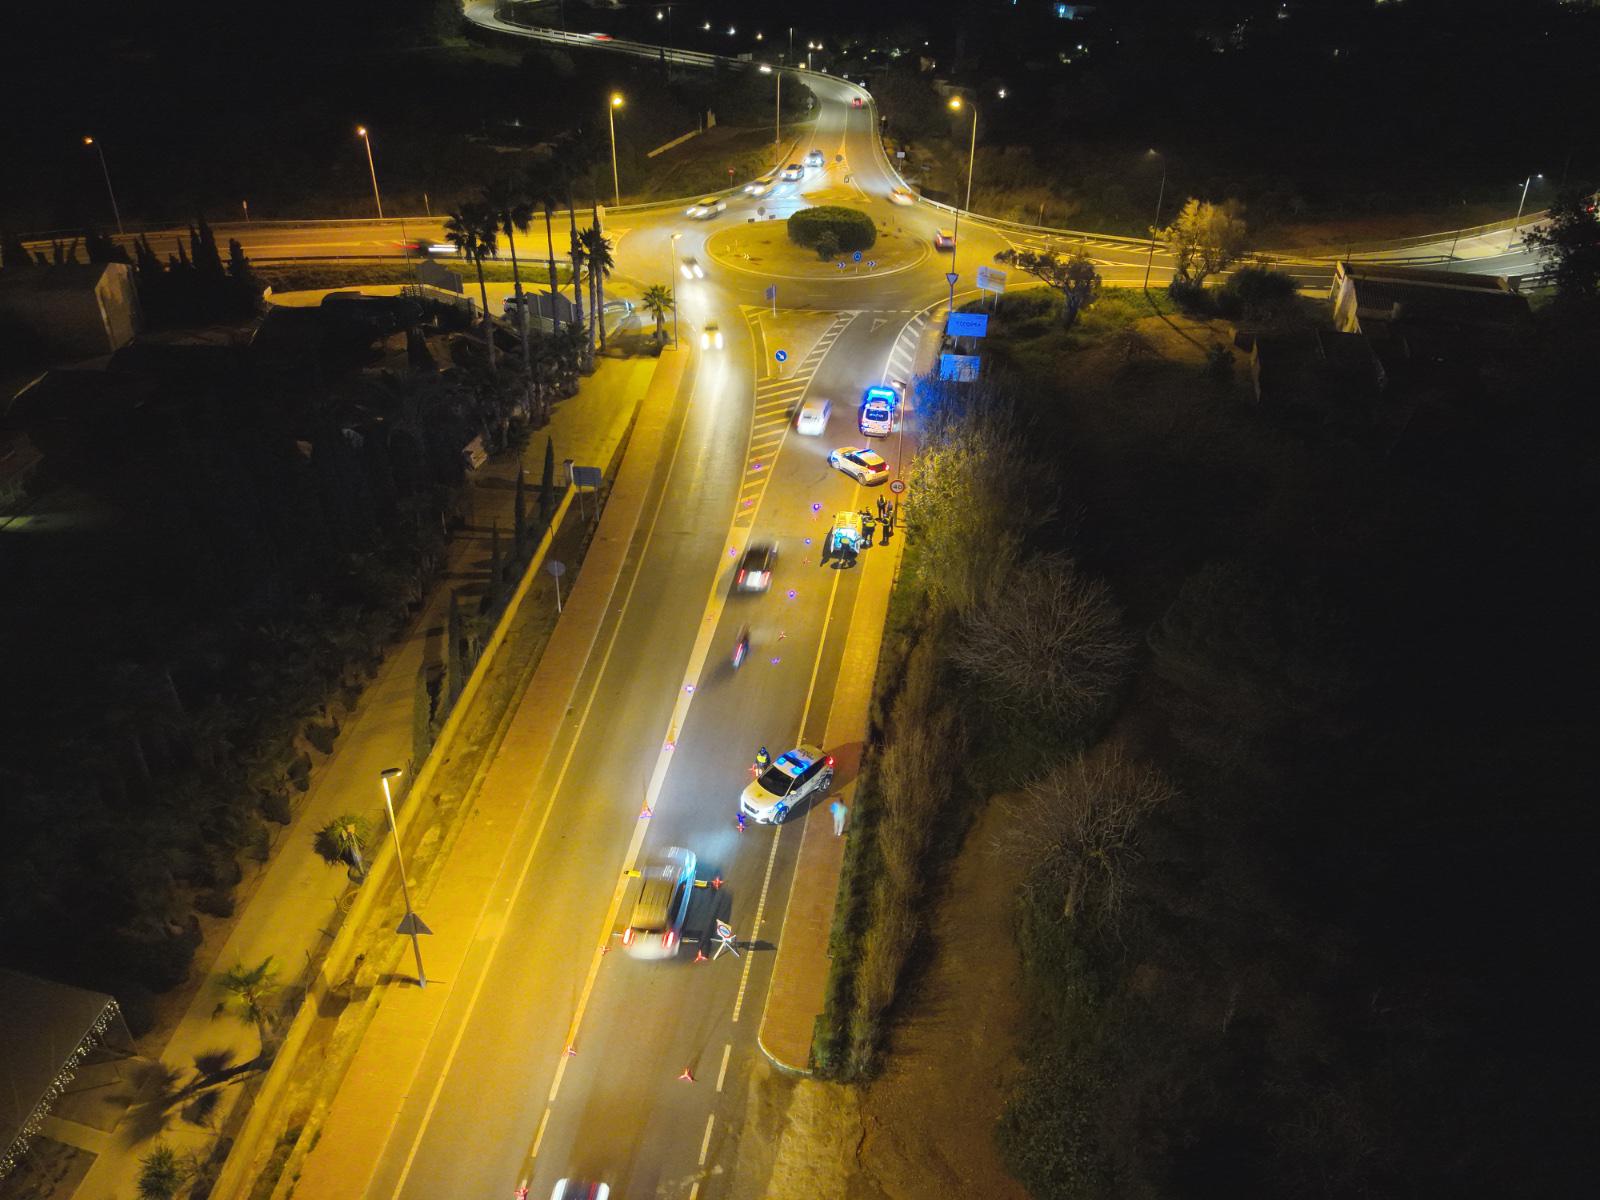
[760,64,780,144]
[947,96,978,312]
[379,767,428,989]
[607,94,624,208]
[81,136,123,236]
[788,26,794,63]
[355,126,384,221]
[1142,149,1166,292]
[1508,172,1542,251]
[669,232,682,346]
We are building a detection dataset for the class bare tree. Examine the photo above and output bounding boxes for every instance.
[993,247,1102,328]
[952,553,1133,732]
[1157,198,1250,288]
[1002,749,1175,930]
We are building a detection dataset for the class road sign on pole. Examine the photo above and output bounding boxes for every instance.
[853,250,863,262]
[889,478,906,494]
[547,558,566,613]
[775,348,788,363]
[977,264,1008,293]
[764,283,777,315]
[712,919,741,959]
[945,271,959,286]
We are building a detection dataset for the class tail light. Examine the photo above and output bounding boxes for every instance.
[825,755,835,767]
[662,930,677,951]
[737,570,746,585]
[622,927,635,946]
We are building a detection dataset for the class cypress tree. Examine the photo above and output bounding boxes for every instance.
[539,435,555,520]
[513,465,527,557]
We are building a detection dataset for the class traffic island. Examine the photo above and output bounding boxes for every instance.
[706,219,930,281]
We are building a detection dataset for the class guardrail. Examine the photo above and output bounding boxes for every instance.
[1300,210,1552,260]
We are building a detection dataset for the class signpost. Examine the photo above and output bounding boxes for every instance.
[889,478,906,494]
[764,283,777,315]
[546,559,566,612]
[712,918,741,959]
[774,348,788,363]
[945,269,959,312]
[946,312,989,338]
[976,264,1008,293]
[939,353,982,382]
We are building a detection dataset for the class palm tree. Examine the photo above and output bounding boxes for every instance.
[639,283,674,344]
[218,956,280,1050]
[524,167,564,320]
[482,178,535,412]
[315,813,372,877]
[549,133,590,331]
[581,218,615,353]
[443,202,500,371]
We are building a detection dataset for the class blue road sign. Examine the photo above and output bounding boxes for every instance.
[853,250,863,262]
[939,353,982,382]
[764,284,777,301]
[945,271,959,286]
[775,349,788,363]
[946,312,989,338]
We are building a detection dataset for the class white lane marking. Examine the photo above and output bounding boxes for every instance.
[698,1114,716,1166]
[388,348,710,1196]
[715,1042,732,1092]
[731,822,784,1023]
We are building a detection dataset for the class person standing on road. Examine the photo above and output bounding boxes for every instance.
[831,798,849,836]
[755,746,772,770]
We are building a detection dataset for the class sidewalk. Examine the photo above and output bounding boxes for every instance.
[290,346,689,1199]
[57,356,654,1200]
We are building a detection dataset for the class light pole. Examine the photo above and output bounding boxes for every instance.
[788,26,794,63]
[1142,149,1166,291]
[947,96,978,312]
[379,767,428,989]
[1508,172,1542,251]
[355,126,384,221]
[760,64,780,144]
[669,232,682,346]
[607,93,624,208]
[81,136,123,236]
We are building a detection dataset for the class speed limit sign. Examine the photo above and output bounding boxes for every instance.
[889,479,906,495]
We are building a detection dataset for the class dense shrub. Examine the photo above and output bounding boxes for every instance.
[787,206,877,259]
[1218,264,1297,320]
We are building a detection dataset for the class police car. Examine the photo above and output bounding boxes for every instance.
[740,745,834,824]
[858,385,898,437]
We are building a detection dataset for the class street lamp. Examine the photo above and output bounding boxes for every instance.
[1142,149,1166,291]
[669,232,682,346]
[607,94,624,208]
[81,136,124,236]
[760,64,781,144]
[379,767,428,989]
[355,126,384,221]
[947,96,978,312]
[1509,172,1543,251]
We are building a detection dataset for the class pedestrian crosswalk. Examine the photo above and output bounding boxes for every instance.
[732,310,857,530]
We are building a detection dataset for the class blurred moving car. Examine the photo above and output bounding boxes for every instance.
[621,847,697,959]
[734,541,777,592]
[687,196,727,219]
[887,187,915,206]
[805,149,825,168]
[852,96,865,108]
[781,163,805,181]
[745,175,777,197]
[396,239,458,257]
[551,1182,610,1200]
[700,320,724,350]
[933,229,956,250]
[679,256,705,280]
[740,745,834,824]
[795,397,832,435]
[828,446,890,486]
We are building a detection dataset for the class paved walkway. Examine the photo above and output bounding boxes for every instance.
[55,355,655,1200]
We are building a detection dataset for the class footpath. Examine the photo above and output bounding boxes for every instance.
[47,347,656,1200]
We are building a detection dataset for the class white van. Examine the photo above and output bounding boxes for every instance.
[795,398,832,436]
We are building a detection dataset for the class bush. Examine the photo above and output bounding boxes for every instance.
[1220,264,1297,320]
[787,206,877,256]
[111,979,158,1036]
[195,888,235,918]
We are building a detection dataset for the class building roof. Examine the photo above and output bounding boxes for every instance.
[1337,261,1531,337]
[0,970,124,1180]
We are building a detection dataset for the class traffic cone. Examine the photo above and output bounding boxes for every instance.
[639,803,653,819]
[679,1065,695,1082]
[565,1045,577,1057]
[693,947,708,963]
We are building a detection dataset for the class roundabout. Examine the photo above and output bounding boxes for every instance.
[704,213,933,282]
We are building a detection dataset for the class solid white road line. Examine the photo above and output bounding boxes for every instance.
[716,1042,732,1092]
[698,1113,716,1166]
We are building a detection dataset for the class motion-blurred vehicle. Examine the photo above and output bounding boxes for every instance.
[745,174,776,197]
[396,239,458,257]
[734,541,778,592]
[687,195,727,219]
[795,397,832,435]
[822,511,867,562]
[805,149,825,168]
[679,256,705,280]
[740,745,834,824]
[828,446,889,486]
[933,229,956,251]
[551,1182,609,1200]
[887,187,915,206]
[700,320,724,349]
[588,32,613,41]
[621,847,697,960]
[781,163,805,181]
[852,96,865,108]
[858,385,898,436]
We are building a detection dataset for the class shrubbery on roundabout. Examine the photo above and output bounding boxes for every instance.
[786,205,878,261]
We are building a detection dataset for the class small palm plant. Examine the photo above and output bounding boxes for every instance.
[639,284,675,345]
[315,813,372,878]
[218,956,280,1051]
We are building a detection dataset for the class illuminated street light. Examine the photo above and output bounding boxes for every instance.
[997,87,1007,99]
[670,232,682,345]
[607,93,624,208]
[380,767,428,989]
[80,135,123,236]
[947,96,978,311]
[1143,149,1166,291]
[1509,172,1543,250]
[760,64,781,144]
[355,125,384,221]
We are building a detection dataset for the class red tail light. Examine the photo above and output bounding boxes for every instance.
[622,927,635,945]
[825,755,835,767]
[737,570,746,584]
[662,930,677,951]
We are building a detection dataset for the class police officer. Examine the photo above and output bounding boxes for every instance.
[755,746,772,770]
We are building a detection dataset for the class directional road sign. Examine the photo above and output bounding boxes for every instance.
[945,271,959,286]
[946,312,989,338]
[775,349,788,363]
[853,250,863,262]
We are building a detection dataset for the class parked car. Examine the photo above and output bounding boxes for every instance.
[828,446,890,486]
[858,385,897,437]
[621,847,697,960]
[687,196,727,219]
[740,745,834,824]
